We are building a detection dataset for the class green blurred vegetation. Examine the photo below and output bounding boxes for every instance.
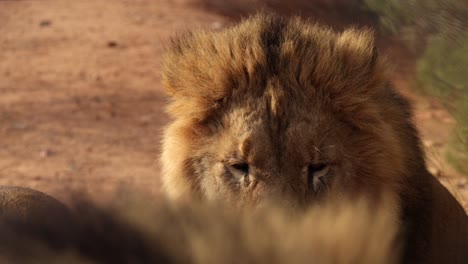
[447,98,468,174]
[417,33,467,99]
[363,0,468,174]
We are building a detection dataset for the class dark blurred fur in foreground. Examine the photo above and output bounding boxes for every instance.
[0,186,400,264]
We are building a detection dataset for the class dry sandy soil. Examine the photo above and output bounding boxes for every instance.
[0,0,467,209]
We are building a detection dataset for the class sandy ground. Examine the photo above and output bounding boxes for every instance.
[0,0,466,209]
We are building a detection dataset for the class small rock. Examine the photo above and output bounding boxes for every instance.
[33,175,43,181]
[423,140,434,147]
[428,166,442,177]
[39,20,52,27]
[107,41,118,48]
[139,115,152,125]
[92,96,102,103]
[456,179,468,189]
[79,71,87,79]
[441,117,455,124]
[39,149,55,158]
[13,122,28,130]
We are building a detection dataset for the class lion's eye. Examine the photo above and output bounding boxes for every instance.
[227,163,249,182]
[307,163,329,195]
[231,163,249,174]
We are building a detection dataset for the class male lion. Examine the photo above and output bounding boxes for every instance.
[161,13,468,263]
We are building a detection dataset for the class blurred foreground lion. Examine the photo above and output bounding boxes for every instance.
[0,186,399,264]
[161,13,468,263]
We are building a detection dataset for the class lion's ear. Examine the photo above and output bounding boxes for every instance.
[336,28,379,79]
[306,28,386,104]
[162,32,233,122]
[330,28,389,96]
[162,32,231,101]
[326,30,391,130]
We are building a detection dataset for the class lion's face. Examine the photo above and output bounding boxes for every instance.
[184,78,388,207]
[161,14,406,207]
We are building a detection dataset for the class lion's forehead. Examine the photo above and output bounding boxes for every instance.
[223,105,338,167]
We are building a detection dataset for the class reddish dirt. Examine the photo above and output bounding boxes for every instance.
[0,0,466,209]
